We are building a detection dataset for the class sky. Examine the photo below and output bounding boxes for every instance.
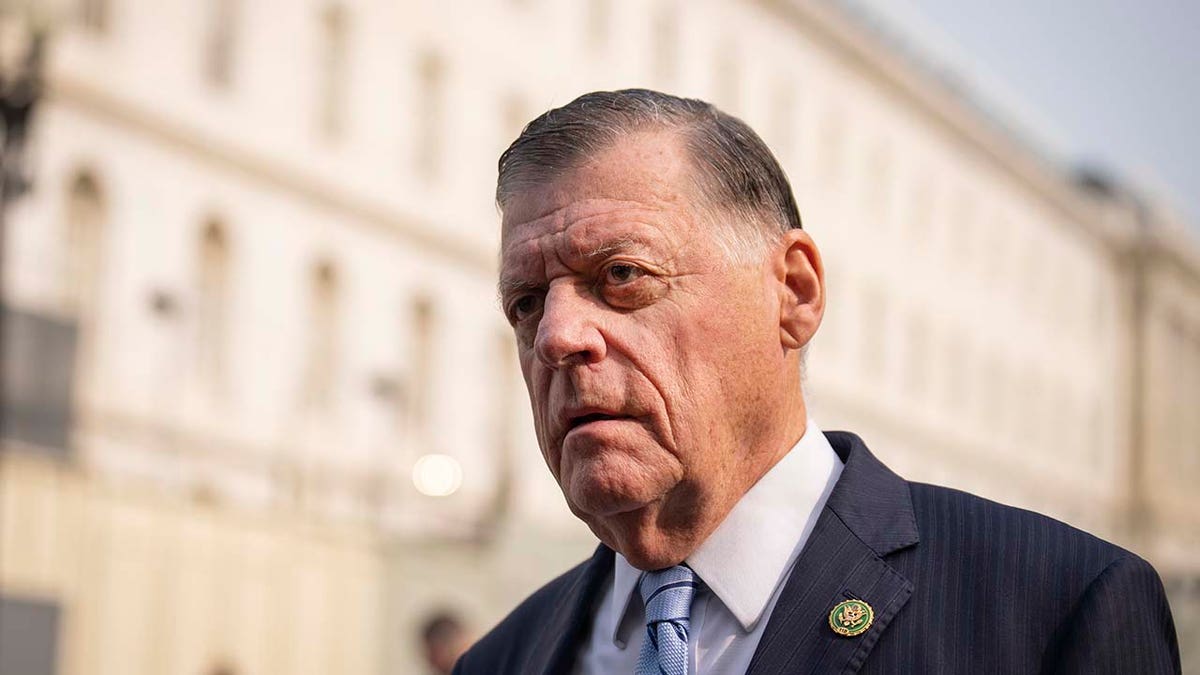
[849,0,1200,233]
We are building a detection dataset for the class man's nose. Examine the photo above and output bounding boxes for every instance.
[533,283,607,369]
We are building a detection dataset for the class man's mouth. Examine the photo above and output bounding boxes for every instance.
[566,411,628,432]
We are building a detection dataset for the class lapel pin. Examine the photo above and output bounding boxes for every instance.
[829,599,874,637]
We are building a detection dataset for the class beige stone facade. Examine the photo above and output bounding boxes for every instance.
[0,0,1196,672]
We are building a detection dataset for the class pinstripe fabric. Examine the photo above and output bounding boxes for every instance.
[861,483,1181,674]
[454,431,1181,675]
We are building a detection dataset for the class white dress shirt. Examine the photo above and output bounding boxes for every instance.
[574,419,844,674]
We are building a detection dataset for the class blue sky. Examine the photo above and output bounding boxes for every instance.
[850,0,1200,232]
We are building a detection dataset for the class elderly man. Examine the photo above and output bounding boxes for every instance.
[455,89,1180,674]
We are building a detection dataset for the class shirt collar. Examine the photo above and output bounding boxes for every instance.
[607,419,843,641]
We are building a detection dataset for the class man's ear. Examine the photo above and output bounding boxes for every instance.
[773,229,825,351]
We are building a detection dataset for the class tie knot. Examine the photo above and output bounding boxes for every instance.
[639,565,698,624]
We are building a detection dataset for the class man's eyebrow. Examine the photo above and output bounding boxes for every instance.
[496,233,657,300]
[576,234,653,259]
[496,277,542,302]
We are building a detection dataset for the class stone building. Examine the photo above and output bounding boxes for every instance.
[0,0,1195,673]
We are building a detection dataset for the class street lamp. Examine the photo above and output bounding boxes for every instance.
[0,22,45,221]
[0,18,46,443]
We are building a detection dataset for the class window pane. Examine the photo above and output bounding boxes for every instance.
[0,595,60,675]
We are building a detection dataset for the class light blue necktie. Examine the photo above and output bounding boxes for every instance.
[636,565,698,675]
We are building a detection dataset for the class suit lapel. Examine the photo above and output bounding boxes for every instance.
[747,431,919,675]
[529,544,613,675]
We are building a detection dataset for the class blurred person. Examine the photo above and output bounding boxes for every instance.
[421,609,469,675]
[455,89,1181,674]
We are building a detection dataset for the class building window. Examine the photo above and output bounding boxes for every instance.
[196,219,230,399]
[302,260,340,411]
[204,0,239,87]
[483,326,518,527]
[650,3,679,86]
[817,106,845,191]
[1022,233,1046,321]
[864,140,892,226]
[767,81,797,165]
[61,170,106,404]
[1166,314,1189,463]
[79,0,109,33]
[1053,259,1075,337]
[859,285,887,381]
[586,0,611,51]
[713,42,739,112]
[1,307,78,452]
[949,190,977,266]
[1092,279,1108,338]
[939,331,966,414]
[318,5,349,139]
[501,93,530,150]
[0,595,60,674]
[1075,269,1099,340]
[1056,383,1079,456]
[415,50,445,181]
[62,171,106,316]
[1188,335,1200,472]
[408,294,435,434]
[904,172,933,243]
[982,352,1006,435]
[1024,369,1047,449]
[954,336,974,417]
[1087,399,1105,464]
[815,260,842,363]
[982,214,1009,283]
[904,309,929,401]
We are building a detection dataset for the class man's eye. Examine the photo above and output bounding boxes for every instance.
[604,263,646,285]
[510,294,543,321]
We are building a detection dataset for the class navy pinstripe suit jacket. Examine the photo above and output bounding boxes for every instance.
[454,430,1181,674]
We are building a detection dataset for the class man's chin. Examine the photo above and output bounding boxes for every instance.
[560,455,675,517]
[589,515,689,571]
[620,548,687,572]
[567,483,659,519]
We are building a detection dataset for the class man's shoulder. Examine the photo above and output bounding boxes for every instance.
[900,481,1179,672]
[454,549,605,674]
[904,480,1155,587]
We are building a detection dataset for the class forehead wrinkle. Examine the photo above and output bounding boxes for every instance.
[498,206,560,302]
[497,234,550,302]
[565,221,662,259]
[498,178,691,300]
[501,203,568,250]
[560,201,678,254]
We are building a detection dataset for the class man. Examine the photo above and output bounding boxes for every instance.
[456,89,1180,674]
[420,610,471,675]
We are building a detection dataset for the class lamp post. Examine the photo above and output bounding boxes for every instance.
[0,20,46,439]
[1,23,44,247]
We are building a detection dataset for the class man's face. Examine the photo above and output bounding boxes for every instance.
[499,131,804,568]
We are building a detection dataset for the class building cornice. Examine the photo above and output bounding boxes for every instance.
[47,74,497,275]
[755,0,1134,249]
[1143,215,1200,289]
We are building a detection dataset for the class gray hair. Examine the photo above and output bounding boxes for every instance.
[496,89,803,262]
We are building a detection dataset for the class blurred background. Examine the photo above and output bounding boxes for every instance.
[0,0,1197,673]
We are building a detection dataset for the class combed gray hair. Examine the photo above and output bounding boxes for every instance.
[496,88,803,262]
